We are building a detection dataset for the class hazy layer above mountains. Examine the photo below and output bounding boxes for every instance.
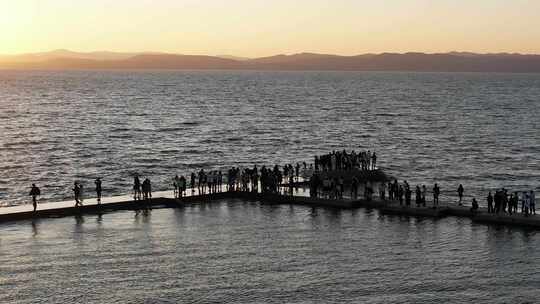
[1,50,540,72]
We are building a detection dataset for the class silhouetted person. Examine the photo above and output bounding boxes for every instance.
[398,185,404,205]
[511,192,519,214]
[457,184,464,205]
[371,152,377,170]
[179,175,187,197]
[415,186,421,207]
[73,182,82,207]
[470,198,479,215]
[142,178,152,200]
[531,190,536,215]
[173,175,179,198]
[29,184,41,212]
[351,177,359,199]
[508,193,514,215]
[433,183,440,207]
[190,172,196,194]
[95,178,102,204]
[421,185,427,206]
[487,192,493,213]
[133,176,141,200]
[405,187,411,206]
[523,191,530,217]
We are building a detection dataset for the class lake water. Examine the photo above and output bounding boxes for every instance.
[1,70,539,206]
[1,200,539,303]
[1,70,540,302]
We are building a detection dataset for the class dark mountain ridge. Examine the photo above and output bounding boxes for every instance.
[1,51,540,72]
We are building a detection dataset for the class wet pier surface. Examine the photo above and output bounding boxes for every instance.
[1,187,539,229]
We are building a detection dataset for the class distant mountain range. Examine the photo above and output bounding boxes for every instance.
[1,50,540,72]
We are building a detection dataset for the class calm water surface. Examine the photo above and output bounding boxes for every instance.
[1,200,539,303]
[1,70,540,303]
[0,70,539,206]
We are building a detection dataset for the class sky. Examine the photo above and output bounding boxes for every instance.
[1,0,540,57]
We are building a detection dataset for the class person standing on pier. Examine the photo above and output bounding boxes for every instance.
[415,186,421,207]
[73,182,82,207]
[405,186,412,206]
[29,184,41,212]
[142,178,152,200]
[95,178,102,204]
[173,175,179,198]
[133,176,141,200]
[421,185,427,207]
[371,152,377,170]
[398,185,404,205]
[379,182,386,200]
[179,175,186,197]
[433,183,440,207]
[523,191,530,216]
[351,177,359,199]
[190,172,196,194]
[457,184,464,206]
[529,190,536,214]
[487,192,493,213]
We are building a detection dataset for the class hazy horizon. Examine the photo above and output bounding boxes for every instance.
[2,49,540,59]
[2,0,540,57]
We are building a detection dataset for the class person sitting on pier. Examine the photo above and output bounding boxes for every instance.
[433,183,440,207]
[29,183,41,212]
[470,198,479,215]
[457,184,464,206]
[487,192,494,213]
[95,178,102,204]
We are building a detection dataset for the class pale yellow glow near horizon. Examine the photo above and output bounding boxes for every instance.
[1,0,540,57]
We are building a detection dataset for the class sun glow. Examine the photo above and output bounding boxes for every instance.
[0,0,37,53]
[1,0,540,56]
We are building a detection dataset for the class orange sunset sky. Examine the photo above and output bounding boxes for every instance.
[1,0,539,57]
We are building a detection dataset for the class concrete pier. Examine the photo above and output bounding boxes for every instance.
[1,190,540,229]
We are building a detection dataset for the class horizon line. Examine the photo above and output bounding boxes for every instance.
[2,49,540,58]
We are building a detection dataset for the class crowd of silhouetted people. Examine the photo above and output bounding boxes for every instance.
[315,150,376,172]
[486,189,536,216]
[24,149,537,219]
